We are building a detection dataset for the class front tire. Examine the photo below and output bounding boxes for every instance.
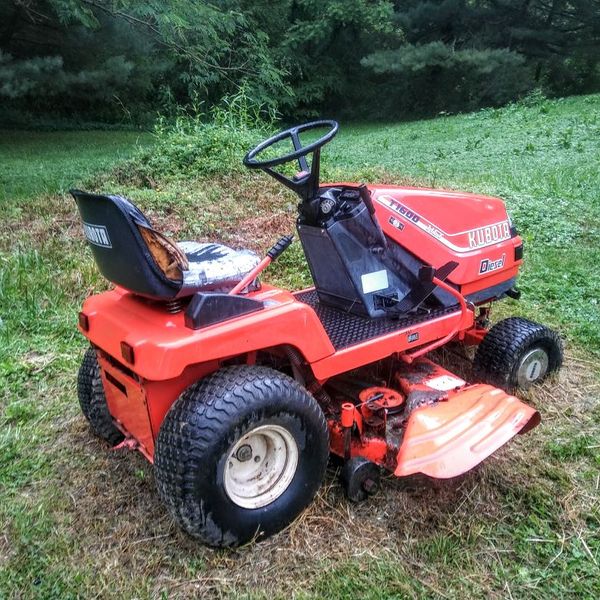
[153,366,329,547]
[473,317,563,392]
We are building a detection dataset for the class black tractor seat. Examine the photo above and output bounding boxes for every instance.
[71,190,260,300]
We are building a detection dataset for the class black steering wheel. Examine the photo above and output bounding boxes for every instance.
[243,120,339,201]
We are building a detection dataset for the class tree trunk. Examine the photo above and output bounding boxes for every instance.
[0,3,23,49]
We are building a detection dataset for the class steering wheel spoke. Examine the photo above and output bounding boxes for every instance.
[243,120,338,202]
[290,130,310,173]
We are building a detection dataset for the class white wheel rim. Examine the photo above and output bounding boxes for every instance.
[223,424,299,509]
[517,347,549,388]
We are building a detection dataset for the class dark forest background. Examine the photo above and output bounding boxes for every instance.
[1,0,599,127]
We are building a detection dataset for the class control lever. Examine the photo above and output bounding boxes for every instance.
[229,235,294,295]
[359,184,388,250]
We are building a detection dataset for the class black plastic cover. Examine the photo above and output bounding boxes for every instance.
[297,194,426,317]
[184,293,264,329]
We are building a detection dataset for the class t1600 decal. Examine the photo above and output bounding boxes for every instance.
[377,195,511,252]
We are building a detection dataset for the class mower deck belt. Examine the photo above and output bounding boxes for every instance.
[294,290,458,350]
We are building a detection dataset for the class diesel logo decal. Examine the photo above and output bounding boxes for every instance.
[407,332,419,343]
[83,222,112,248]
[479,254,505,274]
[468,223,510,249]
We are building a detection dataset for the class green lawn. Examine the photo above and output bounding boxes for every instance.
[325,93,600,353]
[0,97,598,598]
[0,129,151,204]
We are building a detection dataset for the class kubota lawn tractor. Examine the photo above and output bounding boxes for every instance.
[73,120,562,547]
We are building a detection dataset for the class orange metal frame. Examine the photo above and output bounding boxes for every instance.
[327,357,539,478]
[77,181,533,476]
[80,279,480,464]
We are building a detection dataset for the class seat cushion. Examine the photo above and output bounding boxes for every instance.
[178,242,260,294]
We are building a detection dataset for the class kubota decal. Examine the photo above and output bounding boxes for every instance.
[377,195,511,252]
[468,224,511,249]
[83,222,112,248]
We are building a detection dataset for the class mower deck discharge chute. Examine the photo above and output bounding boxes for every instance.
[72,120,562,547]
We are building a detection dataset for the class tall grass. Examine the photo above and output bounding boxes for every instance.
[111,88,277,186]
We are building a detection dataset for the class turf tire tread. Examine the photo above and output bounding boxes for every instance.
[473,317,563,392]
[154,365,329,547]
[77,347,124,445]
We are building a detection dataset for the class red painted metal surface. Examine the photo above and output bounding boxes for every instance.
[81,284,335,382]
[78,182,535,477]
[327,183,523,292]
[400,274,469,364]
[310,308,472,380]
[229,256,272,295]
[80,286,475,383]
[97,350,220,461]
[370,185,523,290]
[97,353,155,458]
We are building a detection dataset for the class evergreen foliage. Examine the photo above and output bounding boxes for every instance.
[1,0,599,124]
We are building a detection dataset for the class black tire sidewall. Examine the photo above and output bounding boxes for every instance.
[473,317,563,392]
[77,346,123,445]
[154,366,330,546]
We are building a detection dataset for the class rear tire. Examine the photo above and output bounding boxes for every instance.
[473,317,563,392]
[77,347,124,445]
[154,365,329,547]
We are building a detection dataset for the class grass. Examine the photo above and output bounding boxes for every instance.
[324,93,600,353]
[0,129,151,205]
[1,96,599,598]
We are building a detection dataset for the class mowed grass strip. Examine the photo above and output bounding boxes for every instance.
[0,129,152,205]
[1,95,599,598]
[324,93,600,353]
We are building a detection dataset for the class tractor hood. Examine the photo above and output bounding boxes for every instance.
[371,186,512,254]
[362,184,522,291]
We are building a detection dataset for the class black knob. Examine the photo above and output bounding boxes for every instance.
[267,235,294,260]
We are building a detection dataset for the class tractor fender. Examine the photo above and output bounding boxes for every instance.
[79,285,335,381]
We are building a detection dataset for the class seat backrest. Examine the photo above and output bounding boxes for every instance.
[71,189,184,299]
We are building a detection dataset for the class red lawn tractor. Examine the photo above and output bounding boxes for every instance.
[73,121,562,547]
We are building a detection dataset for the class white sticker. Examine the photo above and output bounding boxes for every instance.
[83,222,112,248]
[426,375,465,391]
[361,269,389,294]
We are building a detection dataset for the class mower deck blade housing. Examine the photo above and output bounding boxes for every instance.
[395,384,540,479]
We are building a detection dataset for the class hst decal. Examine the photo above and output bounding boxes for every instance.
[388,216,404,231]
[83,222,112,248]
[377,195,511,252]
[479,254,506,274]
